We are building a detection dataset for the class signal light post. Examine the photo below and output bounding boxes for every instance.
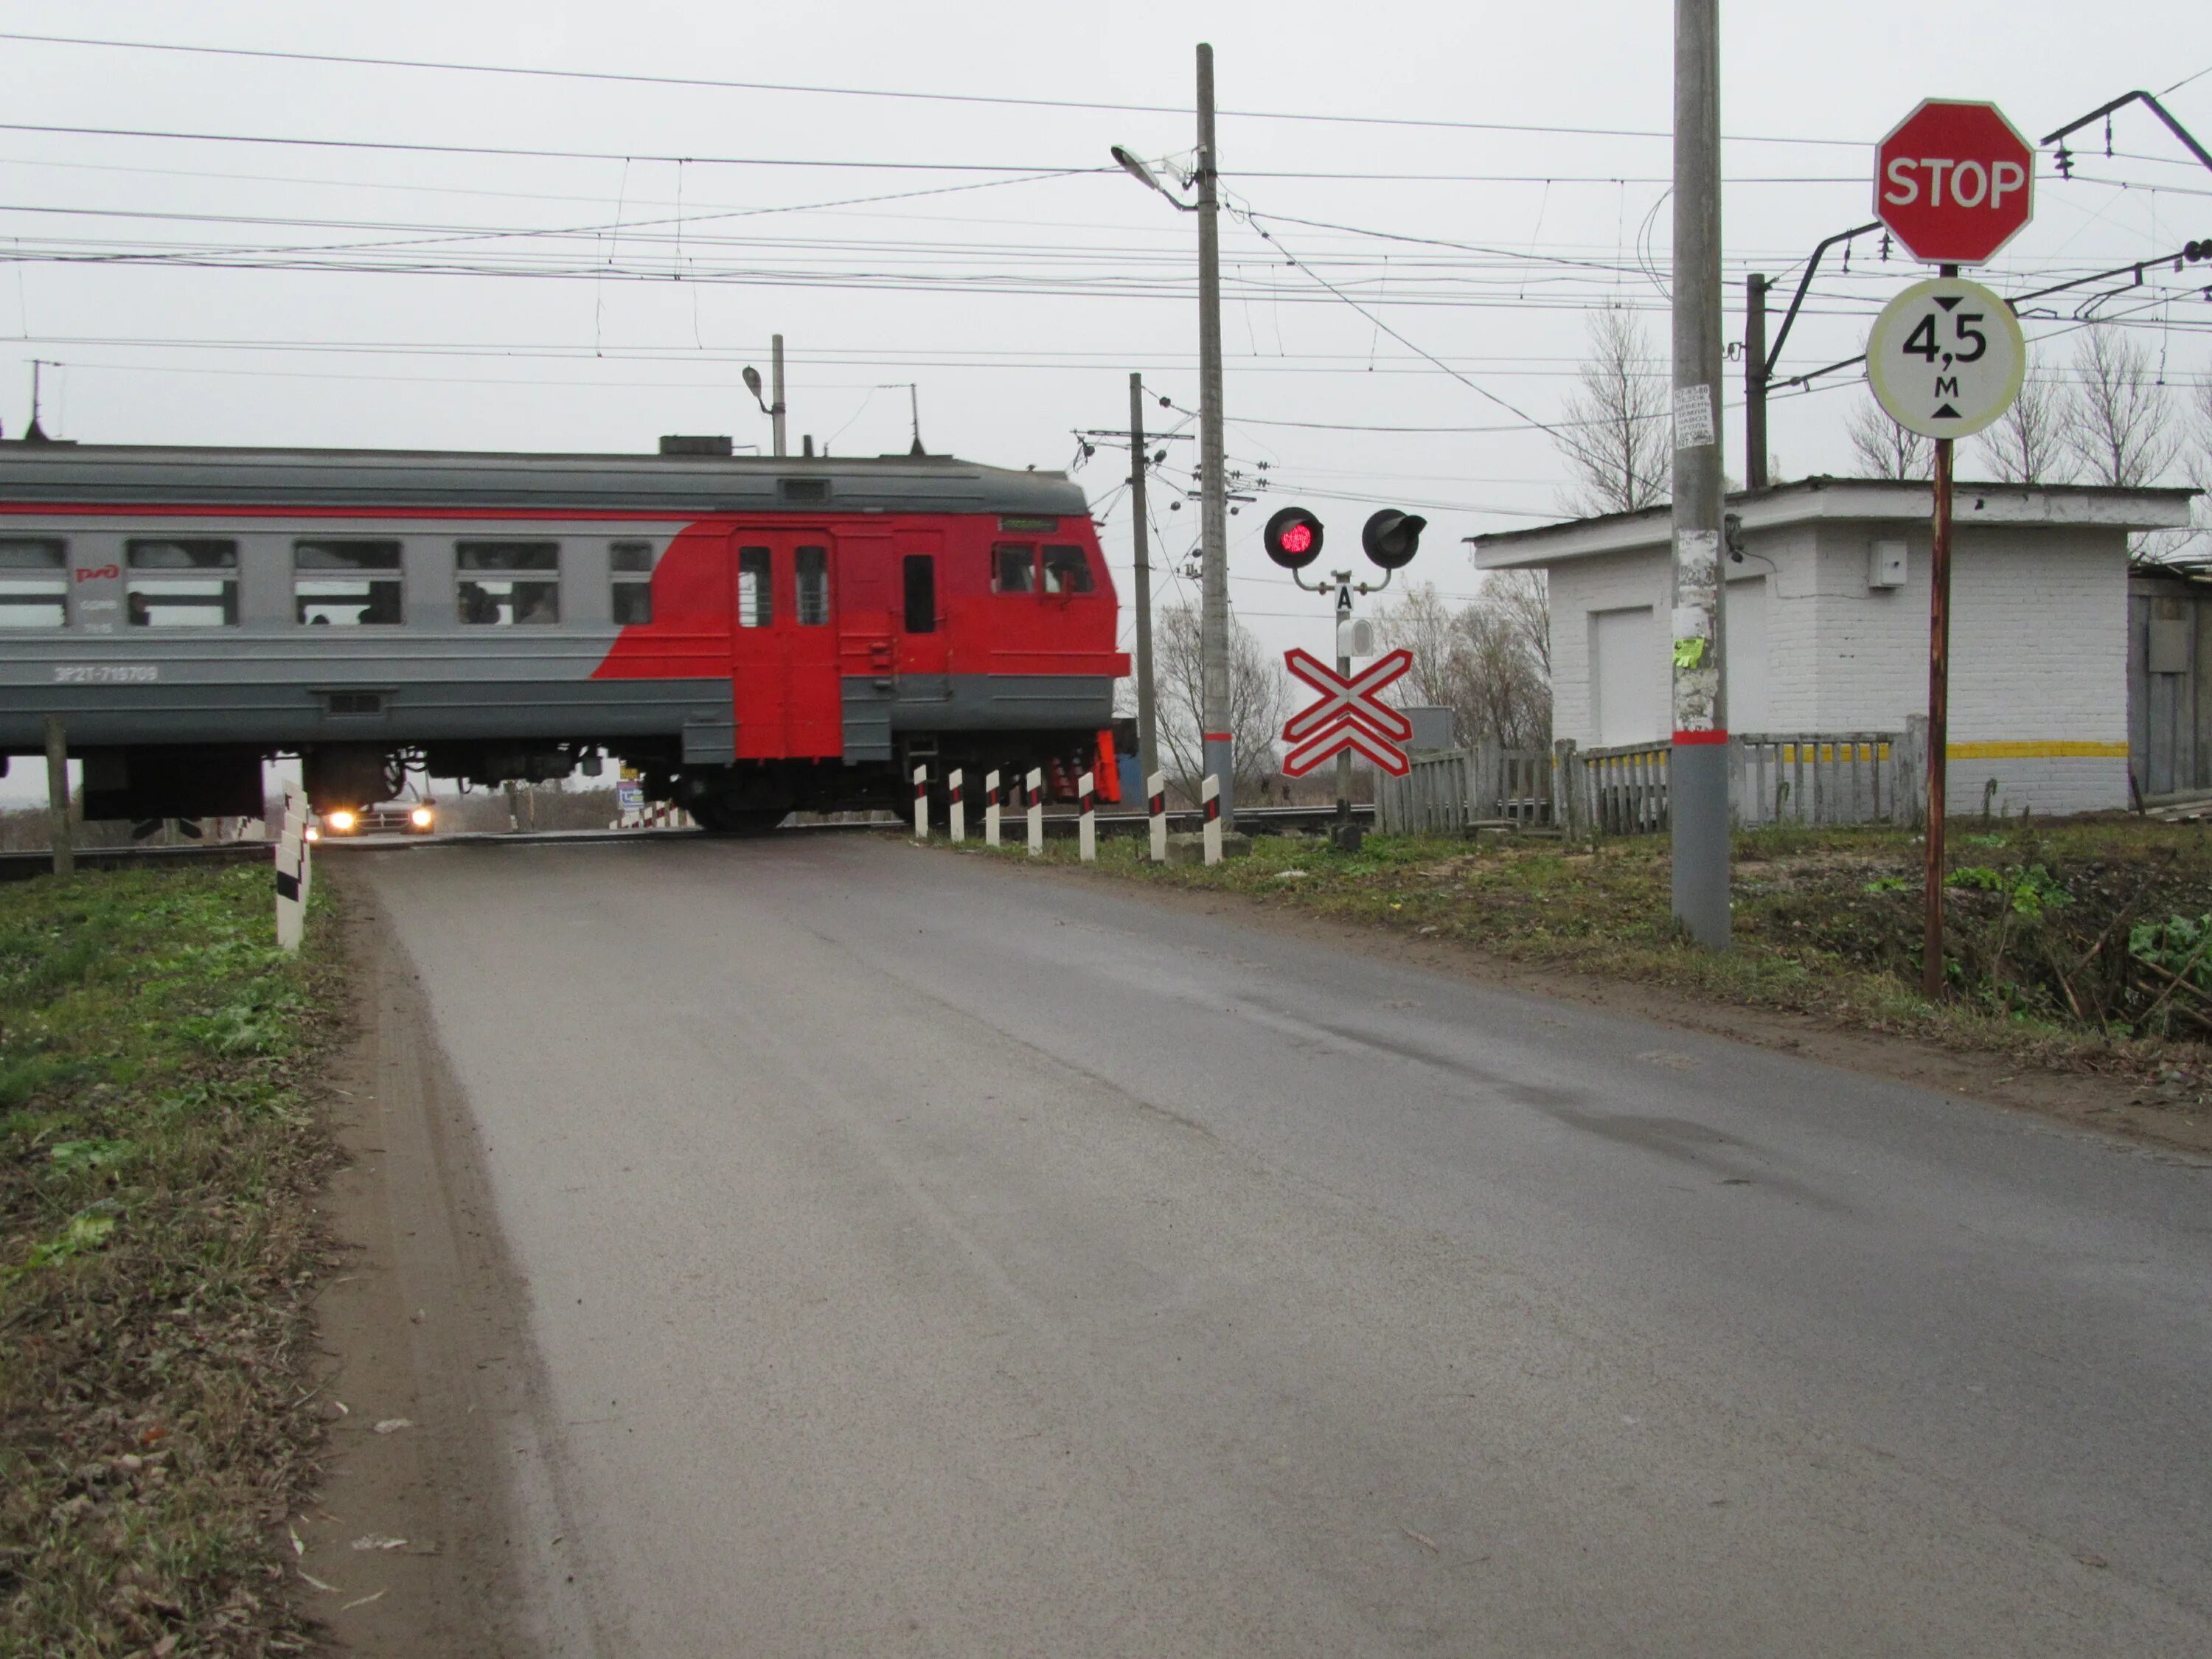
[1266,505,1425,851]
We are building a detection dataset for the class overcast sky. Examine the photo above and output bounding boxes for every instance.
[4,0,2207,802]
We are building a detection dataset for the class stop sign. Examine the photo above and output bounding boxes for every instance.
[1874,100,2035,265]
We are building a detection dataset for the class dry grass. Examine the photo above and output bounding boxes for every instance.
[1,866,344,1657]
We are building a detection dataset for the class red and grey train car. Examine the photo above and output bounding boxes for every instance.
[0,440,1127,831]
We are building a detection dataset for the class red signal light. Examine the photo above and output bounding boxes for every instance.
[1279,522,1313,556]
[1262,505,1324,570]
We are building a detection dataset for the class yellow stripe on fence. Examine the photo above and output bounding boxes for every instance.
[1947,740,2129,759]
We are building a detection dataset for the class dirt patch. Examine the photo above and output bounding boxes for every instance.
[992,850,2212,1165]
[293,872,602,1656]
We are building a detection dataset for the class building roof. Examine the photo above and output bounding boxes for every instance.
[0,440,1091,518]
[1469,476,2199,569]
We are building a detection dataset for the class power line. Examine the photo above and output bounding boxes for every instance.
[0,29,1866,147]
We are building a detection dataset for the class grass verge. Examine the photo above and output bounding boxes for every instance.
[969,818,2212,1107]
[1,865,341,1657]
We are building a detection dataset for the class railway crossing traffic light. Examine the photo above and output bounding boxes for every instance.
[1360,509,1427,570]
[1263,505,1324,569]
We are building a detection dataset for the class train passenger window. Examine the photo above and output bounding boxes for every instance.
[992,543,1036,594]
[1042,545,1094,594]
[796,546,830,626]
[294,540,403,626]
[902,554,936,634]
[737,546,773,627]
[456,541,560,626]
[0,538,66,627]
[125,539,239,628]
[611,540,654,625]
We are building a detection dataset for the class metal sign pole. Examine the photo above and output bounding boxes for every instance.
[1924,402,1955,1000]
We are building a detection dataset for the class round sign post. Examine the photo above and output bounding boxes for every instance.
[1870,103,2034,999]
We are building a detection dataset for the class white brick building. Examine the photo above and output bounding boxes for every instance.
[1470,479,2196,816]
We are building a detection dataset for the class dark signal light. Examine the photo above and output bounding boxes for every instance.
[1361,509,1427,570]
[1263,505,1324,569]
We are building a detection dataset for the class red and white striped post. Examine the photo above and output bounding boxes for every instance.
[1025,768,1043,856]
[984,768,1002,847]
[1147,771,1167,863]
[1078,770,1097,861]
[913,764,929,842]
[1202,773,1222,866]
[949,767,965,844]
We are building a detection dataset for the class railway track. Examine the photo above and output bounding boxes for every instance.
[0,803,1378,883]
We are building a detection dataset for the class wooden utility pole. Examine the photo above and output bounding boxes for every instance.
[45,715,73,876]
[1129,373,1159,788]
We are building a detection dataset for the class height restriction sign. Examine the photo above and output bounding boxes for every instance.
[1866,276,2025,439]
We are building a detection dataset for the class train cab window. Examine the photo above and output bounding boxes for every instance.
[456,541,560,625]
[796,546,830,626]
[737,546,773,627]
[126,539,239,627]
[0,538,66,627]
[902,554,936,634]
[1042,544,1094,594]
[294,540,403,626]
[992,543,1036,594]
[611,540,654,625]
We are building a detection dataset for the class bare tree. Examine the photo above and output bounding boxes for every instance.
[1374,576,1551,751]
[2062,324,2180,487]
[1847,394,1933,480]
[1553,308,1670,516]
[1972,371,2070,484]
[1153,602,1284,797]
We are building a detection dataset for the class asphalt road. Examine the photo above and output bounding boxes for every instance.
[359,835,2212,1658]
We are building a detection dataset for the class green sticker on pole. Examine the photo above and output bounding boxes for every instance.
[1866,276,2025,439]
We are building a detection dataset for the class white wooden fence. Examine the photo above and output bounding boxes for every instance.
[1377,722,1927,837]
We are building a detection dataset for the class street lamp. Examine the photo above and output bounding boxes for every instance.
[741,333,787,459]
[1110,42,1231,819]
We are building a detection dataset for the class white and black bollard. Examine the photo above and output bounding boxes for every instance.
[1147,771,1168,863]
[1202,773,1222,866]
[1025,768,1043,857]
[1078,771,1096,862]
[949,768,965,844]
[913,764,929,842]
[274,784,308,951]
[984,769,1001,847]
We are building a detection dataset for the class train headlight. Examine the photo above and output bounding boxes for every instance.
[304,826,320,842]
[409,807,434,830]
[326,809,357,832]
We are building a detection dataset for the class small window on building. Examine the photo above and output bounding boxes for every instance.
[902,554,936,634]
[295,539,403,625]
[738,546,773,627]
[456,540,560,625]
[0,537,66,627]
[1042,544,1093,594]
[127,538,239,627]
[611,540,654,625]
[994,543,1037,594]
[796,546,829,626]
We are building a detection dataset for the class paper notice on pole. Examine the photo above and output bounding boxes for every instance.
[1673,383,1715,451]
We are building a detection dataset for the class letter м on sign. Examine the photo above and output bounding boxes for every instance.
[1874,100,2035,265]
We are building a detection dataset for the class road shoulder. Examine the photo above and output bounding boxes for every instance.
[296,872,602,1657]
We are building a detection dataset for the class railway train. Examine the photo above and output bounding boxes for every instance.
[0,436,1127,832]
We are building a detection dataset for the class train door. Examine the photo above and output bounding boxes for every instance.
[730,529,841,758]
[894,526,950,687]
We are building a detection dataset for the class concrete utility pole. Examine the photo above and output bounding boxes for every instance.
[1669,0,1730,948]
[1744,272,1770,491]
[1195,42,1233,820]
[771,333,788,459]
[1129,373,1160,787]
[44,715,72,877]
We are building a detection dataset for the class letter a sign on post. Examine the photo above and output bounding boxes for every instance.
[1280,647,1413,777]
